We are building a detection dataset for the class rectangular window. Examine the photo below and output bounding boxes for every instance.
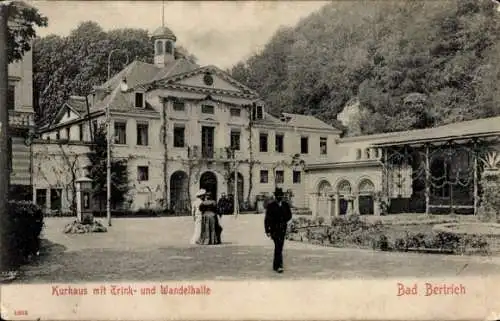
[56,131,60,140]
[173,125,185,148]
[201,104,214,114]
[293,170,301,184]
[300,136,309,154]
[320,137,327,155]
[259,133,268,152]
[136,123,149,146]
[65,128,70,140]
[256,105,263,119]
[50,188,62,211]
[275,170,284,184]
[66,109,71,118]
[114,121,127,144]
[7,85,15,110]
[78,124,84,141]
[173,101,185,111]
[36,189,47,208]
[137,166,149,181]
[230,108,241,117]
[260,170,269,183]
[275,134,284,153]
[135,92,144,108]
[230,130,240,151]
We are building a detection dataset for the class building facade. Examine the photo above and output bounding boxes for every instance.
[34,25,342,214]
[8,48,35,201]
[32,24,500,217]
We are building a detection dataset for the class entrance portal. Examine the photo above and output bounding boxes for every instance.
[200,171,218,200]
[170,171,189,214]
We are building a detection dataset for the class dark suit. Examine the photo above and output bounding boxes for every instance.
[264,200,292,271]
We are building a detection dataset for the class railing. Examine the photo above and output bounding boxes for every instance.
[187,145,235,160]
[9,110,35,129]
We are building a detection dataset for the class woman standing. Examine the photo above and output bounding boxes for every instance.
[190,189,206,244]
[197,192,221,245]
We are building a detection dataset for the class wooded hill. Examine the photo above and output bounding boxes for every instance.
[229,0,500,136]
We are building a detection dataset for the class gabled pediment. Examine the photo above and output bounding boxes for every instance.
[156,65,258,96]
[51,104,82,127]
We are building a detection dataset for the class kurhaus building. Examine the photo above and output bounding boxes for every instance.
[34,25,341,214]
[33,24,500,218]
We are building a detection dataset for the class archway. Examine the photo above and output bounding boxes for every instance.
[358,178,375,215]
[227,172,244,204]
[170,171,189,214]
[337,180,352,215]
[317,180,332,218]
[200,171,218,200]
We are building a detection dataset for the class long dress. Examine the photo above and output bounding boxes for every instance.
[190,198,203,244]
[197,200,221,245]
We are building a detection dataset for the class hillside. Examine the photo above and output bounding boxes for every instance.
[230,0,500,136]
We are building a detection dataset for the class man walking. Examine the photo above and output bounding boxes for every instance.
[264,188,292,273]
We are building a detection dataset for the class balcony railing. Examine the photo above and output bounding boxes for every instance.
[9,110,35,129]
[187,145,235,161]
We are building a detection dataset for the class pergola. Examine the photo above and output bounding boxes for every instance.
[370,116,500,215]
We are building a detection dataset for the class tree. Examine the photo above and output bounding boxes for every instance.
[230,0,500,135]
[86,124,129,211]
[6,1,47,64]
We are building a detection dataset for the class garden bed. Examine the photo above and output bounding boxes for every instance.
[287,215,492,256]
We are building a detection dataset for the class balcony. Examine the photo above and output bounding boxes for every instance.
[9,110,35,129]
[187,145,235,161]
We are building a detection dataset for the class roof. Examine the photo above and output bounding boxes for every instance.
[97,60,161,91]
[66,96,88,113]
[152,26,176,41]
[152,58,199,81]
[281,113,342,132]
[343,115,500,147]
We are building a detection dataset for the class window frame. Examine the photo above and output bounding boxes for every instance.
[259,132,268,153]
[137,166,149,182]
[135,92,145,108]
[173,125,185,148]
[114,121,127,145]
[230,130,241,151]
[260,170,269,184]
[300,136,309,154]
[320,137,327,155]
[275,133,284,153]
[293,170,302,184]
[275,170,284,184]
[201,104,215,114]
[136,122,149,146]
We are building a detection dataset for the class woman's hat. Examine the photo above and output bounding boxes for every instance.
[274,188,284,197]
[196,189,206,197]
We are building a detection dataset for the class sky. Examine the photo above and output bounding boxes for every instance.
[31,1,328,69]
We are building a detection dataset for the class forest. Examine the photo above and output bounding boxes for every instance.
[230,0,500,136]
[33,1,500,136]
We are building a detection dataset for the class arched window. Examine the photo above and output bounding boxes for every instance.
[156,40,163,55]
[165,41,173,54]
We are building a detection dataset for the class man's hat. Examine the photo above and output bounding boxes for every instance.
[274,187,284,197]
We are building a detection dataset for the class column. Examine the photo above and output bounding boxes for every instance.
[353,193,360,215]
[334,193,340,217]
[373,194,380,216]
[310,193,318,218]
[327,196,333,217]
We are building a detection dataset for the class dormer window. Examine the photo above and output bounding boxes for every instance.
[66,109,71,118]
[252,104,264,120]
[135,92,145,108]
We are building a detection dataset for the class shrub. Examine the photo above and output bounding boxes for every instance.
[6,201,44,269]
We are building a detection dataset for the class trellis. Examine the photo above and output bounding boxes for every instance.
[379,138,496,215]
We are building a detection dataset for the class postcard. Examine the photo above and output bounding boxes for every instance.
[2,0,500,320]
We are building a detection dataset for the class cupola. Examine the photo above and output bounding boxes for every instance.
[152,25,177,68]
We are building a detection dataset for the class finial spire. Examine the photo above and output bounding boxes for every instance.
[162,0,165,27]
